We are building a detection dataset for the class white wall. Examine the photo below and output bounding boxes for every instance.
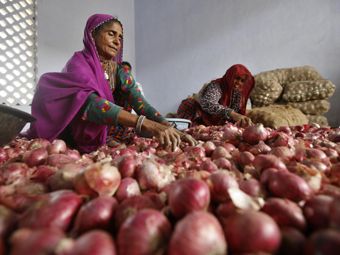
[135,0,340,127]
[37,0,135,77]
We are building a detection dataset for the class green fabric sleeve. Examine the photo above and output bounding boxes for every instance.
[82,93,122,126]
[116,65,167,123]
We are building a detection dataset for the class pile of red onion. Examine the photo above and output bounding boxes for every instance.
[1,123,340,254]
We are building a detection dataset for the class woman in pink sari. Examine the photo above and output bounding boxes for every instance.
[27,14,196,153]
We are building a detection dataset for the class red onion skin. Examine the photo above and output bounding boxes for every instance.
[0,162,29,185]
[47,154,77,168]
[267,170,313,202]
[19,190,83,231]
[115,177,141,202]
[202,141,216,156]
[118,156,137,178]
[64,149,81,160]
[0,205,17,238]
[47,163,85,191]
[114,195,159,231]
[0,148,8,164]
[117,209,171,255]
[303,195,334,231]
[224,211,281,254]
[62,230,117,255]
[71,196,118,235]
[27,138,51,150]
[261,198,306,231]
[329,197,340,230]
[254,154,287,173]
[304,229,340,255]
[168,178,210,218]
[10,228,65,255]
[242,124,269,145]
[211,146,232,160]
[200,159,218,173]
[47,139,67,154]
[278,227,306,255]
[74,162,121,197]
[30,165,57,183]
[212,158,231,171]
[207,171,239,202]
[168,211,227,255]
[239,178,263,197]
[23,147,49,167]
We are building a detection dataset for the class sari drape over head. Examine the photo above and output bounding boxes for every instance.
[26,14,123,152]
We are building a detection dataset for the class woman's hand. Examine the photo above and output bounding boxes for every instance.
[230,112,253,128]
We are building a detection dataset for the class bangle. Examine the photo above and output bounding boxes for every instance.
[136,115,146,134]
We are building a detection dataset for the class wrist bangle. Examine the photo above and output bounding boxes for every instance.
[136,115,146,134]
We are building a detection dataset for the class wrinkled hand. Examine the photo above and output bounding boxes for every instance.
[236,116,253,128]
[232,112,253,128]
[175,130,198,147]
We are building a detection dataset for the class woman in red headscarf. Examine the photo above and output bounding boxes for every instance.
[177,64,255,127]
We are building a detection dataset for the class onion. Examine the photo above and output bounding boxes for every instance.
[10,228,65,255]
[207,171,239,202]
[223,124,242,144]
[329,197,340,230]
[72,196,118,235]
[30,165,57,183]
[115,177,141,202]
[266,170,313,202]
[303,195,334,231]
[47,163,85,191]
[242,123,269,145]
[254,154,287,173]
[261,198,306,231]
[0,162,29,185]
[47,154,77,168]
[0,205,17,238]
[249,141,272,155]
[47,139,67,154]
[202,141,216,156]
[117,209,171,255]
[27,138,51,150]
[168,178,210,218]
[62,230,116,255]
[73,162,121,197]
[117,155,137,178]
[23,147,49,167]
[304,229,340,255]
[136,159,174,191]
[278,227,306,255]
[114,195,159,231]
[223,211,281,254]
[239,178,263,197]
[211,146,231,160]
[19,190,83,231]
[200,159,218,173]
[168,211,227,255]
[213,158,231,170]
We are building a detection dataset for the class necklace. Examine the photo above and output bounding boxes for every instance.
[100,58,117,90]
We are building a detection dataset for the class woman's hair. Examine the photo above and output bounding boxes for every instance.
[121,61,132,70]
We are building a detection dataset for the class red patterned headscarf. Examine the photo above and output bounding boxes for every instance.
[200,64,254,126]
[213,64,254,115]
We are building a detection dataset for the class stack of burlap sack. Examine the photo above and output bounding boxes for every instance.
[248,66,336,128]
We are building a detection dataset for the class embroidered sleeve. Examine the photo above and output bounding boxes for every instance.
[116,66,166,123]
[81,93,122,126]
[198,82,233,120]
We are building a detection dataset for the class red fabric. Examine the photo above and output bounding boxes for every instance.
[201,64,254,126]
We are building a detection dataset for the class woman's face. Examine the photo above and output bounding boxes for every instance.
[93,21,123,60]
[233,74,248,89]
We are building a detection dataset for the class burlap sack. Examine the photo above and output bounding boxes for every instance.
[306,115,329,126]
[250,79,283,107]
[248,105,308,129]
[250,65,323,107]
[287,100,330,115]
[282,80,335,102]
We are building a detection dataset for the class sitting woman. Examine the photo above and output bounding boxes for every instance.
[177,64,255,127]
[26,14,196,153]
